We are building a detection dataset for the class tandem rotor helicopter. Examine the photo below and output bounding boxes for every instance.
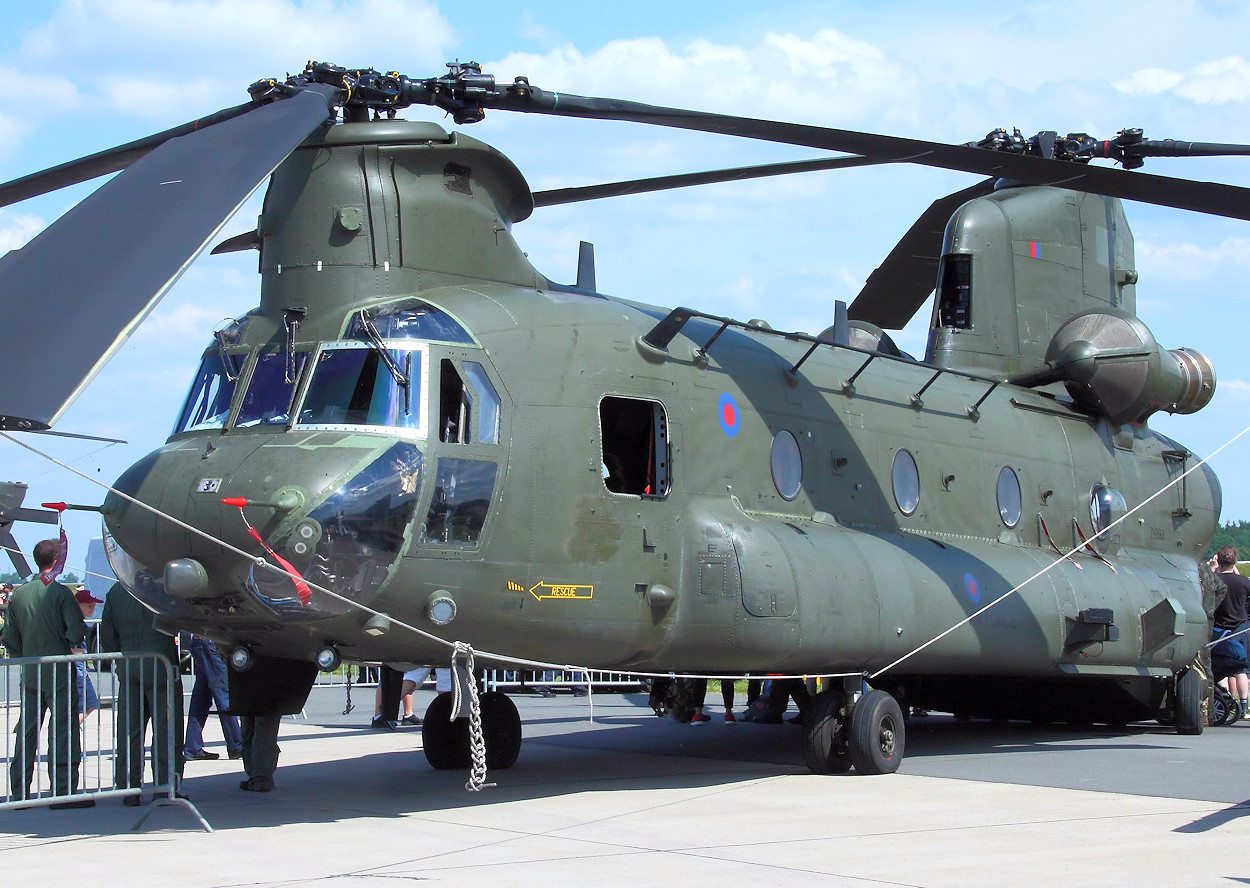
[0,60,1246,776]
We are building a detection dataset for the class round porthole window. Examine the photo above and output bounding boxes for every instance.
[1089,484,1128,553]
[770,430,803,500]
[891,449,920,516]
[996,466,1022,528]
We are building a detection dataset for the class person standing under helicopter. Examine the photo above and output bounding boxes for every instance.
[1211,546,1250,719]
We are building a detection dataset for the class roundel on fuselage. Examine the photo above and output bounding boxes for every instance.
[718,392,740,438]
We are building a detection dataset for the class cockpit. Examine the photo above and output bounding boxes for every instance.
[126,298,507,620]
[173,300,475,437]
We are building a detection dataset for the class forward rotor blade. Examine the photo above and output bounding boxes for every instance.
[0,84,340,431]
[848,178,998,329]
[483,89,1250,221]
[532,155,883,207]
[0,101,261,209]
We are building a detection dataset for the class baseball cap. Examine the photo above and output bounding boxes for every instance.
[75,588,104,605]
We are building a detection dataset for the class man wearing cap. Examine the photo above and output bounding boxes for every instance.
[74,588,102,722]
[2,539,93,808]
[100,579,185,805]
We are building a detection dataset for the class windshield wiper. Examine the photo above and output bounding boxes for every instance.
[354,311,411,411]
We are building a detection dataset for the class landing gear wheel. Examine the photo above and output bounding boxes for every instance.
[802,688,851,774]
[421,693,470,769]
[421,691,523,770]
[479,691,522,769]
[1173,667,1204,736]
[1211,687,1231,726]
[849,690,905,774]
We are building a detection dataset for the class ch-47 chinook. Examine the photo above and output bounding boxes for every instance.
[0,61,1245,776]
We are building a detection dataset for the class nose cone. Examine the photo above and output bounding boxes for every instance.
[103,433,425,624]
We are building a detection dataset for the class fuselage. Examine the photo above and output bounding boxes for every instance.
[101,119,1220,694]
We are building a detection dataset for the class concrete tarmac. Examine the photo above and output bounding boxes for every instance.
[2,685,1248,887]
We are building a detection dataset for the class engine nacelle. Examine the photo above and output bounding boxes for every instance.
[1016,309,1215,425]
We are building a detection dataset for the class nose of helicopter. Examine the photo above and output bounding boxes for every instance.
[102,433,424,624]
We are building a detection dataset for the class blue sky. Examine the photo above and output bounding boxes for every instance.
[2,0,1249,576]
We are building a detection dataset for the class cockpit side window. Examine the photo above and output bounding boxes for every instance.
[600,396,670,498]
[438,359,503,445]
[464,362,500,444]
[439,359,469,443]
[420,458,498,547]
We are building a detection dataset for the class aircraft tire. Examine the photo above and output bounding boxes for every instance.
[1173,668,1204,736]
[849,690,906,775]
[421,693,471,770]
[480,691,522,769]
[802,688,851,774]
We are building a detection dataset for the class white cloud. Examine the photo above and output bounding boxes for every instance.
[13,0,457,118]
[491,29,918,127]
[1114,68,1185,97]
[0,211,46,252]
[1116,56,1250,104]
[1136,236,1250,279]
[1177,56,1250,103]
[1218,378,1250,407]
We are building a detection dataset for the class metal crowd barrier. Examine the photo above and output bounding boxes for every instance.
[311,664,649,692]
[0,651,210,831]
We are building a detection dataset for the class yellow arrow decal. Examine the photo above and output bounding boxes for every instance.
[529,581,594,601]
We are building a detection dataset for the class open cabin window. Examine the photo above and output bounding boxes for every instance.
[174,350,242,434]
[438,359,502,445]
[296,343,427,435]
[235,351,308,427]
[600,396,670,498]
[936,254,972,329]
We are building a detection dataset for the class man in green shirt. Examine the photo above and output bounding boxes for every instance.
[99,578,185,804]
[2,539,92,807]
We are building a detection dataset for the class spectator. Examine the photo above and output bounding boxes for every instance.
[74,588,102,723]
[1211,547,1250,719]
[100,579,186,806]
[3,538,92,808]
[184,636,243,761]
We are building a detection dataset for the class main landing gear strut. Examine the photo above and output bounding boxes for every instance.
[421,689,523,771]
[803,680,906,775]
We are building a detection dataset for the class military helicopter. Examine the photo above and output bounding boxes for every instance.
[0,60,1244,776]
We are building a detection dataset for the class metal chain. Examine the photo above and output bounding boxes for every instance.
[451,642,494,791]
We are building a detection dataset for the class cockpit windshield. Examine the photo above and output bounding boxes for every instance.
[173,352,239,434]
[297,344,427,435]
[236,352,307,427]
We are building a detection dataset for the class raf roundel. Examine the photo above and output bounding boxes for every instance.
[964,572,981,604]
[718,392,740,438]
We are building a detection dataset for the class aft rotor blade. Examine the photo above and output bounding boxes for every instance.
[0,101,262,209]
[532,155,883,207]
[482,89,1250,221]
[849,178,999,329]
[0,84,340,431]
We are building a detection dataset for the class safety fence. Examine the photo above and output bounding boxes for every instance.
[0,651,210,831]
[312,664,648,692]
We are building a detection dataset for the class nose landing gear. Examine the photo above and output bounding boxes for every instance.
[421,690,522,771]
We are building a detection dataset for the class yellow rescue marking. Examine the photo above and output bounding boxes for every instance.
[506,581,524,593]
[529,581,594,601]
